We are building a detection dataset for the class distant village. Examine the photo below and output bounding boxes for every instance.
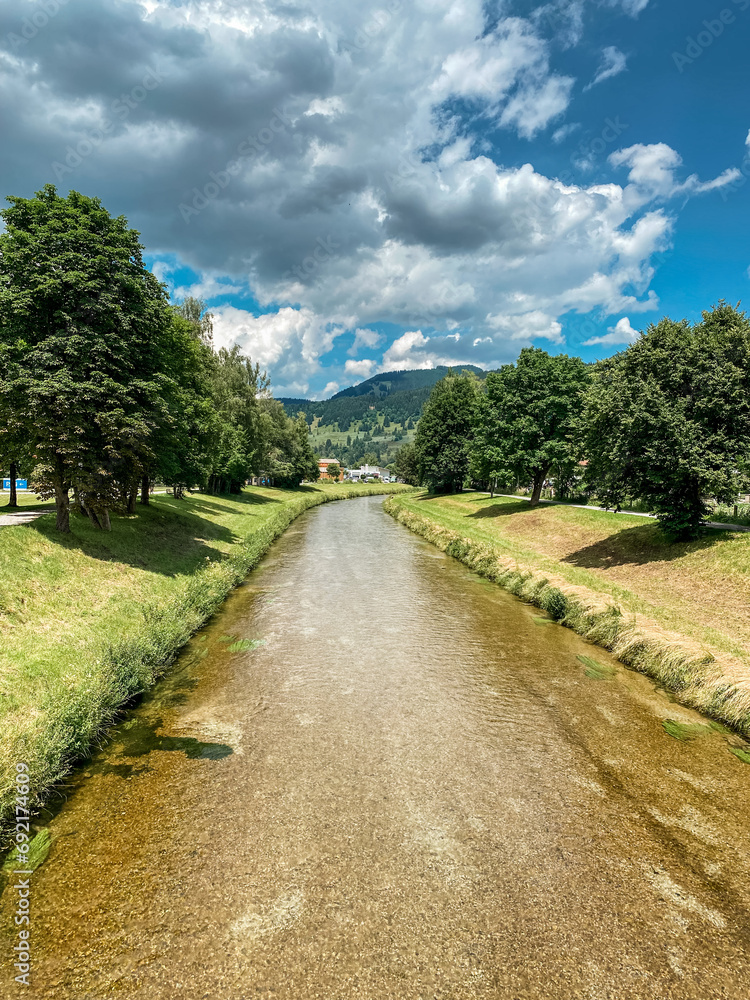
[317,459,395,483]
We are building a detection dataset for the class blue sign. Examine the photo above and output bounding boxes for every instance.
[2,479,27,490]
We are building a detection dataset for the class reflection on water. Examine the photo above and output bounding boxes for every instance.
[3,495,750,999]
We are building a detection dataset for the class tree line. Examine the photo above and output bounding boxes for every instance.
[392,303,750,540]
[0,186,318,532]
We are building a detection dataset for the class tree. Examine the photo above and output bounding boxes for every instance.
[473,349,589,507]
[206,346,267,493]
[390,442,420,485]
[414,374,478,493]
[583,304,750,539]
[260,404,319,486]
[0,186,174,531]
[325,462,342,480]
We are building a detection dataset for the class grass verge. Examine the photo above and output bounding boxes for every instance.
[0,482,410,843]
[384,491,750,737]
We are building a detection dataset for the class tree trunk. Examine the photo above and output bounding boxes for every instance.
[99,508,111,531]
[140,473,150,505]
[490,478,495,499]
[127,484,138,514]
[7,461,18,508]
[529,468,548,508]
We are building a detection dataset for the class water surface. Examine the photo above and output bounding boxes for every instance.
[4,495,750,999]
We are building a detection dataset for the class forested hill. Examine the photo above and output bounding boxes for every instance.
[330,365,484,400]
[277,365,485,427]
[275,365,487,470]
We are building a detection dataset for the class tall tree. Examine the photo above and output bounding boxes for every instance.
[584,304,750,539]
[259,402,319,486]
[390,442,421,485]
[0,186,173,531]
[414,374,478,493]
[473,349,589,507]
[207,346,268,493]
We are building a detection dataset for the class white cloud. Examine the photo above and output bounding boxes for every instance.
[348,328,383,355]
[583,316,640,346]
[746,129,750,149]
[584,46,627,91]
[610,144,741,209]
[2,0,736,394]
[486,310,564,343]
[344,358,376,379]
[322,381,339,396]
[432,19,574,139]
[602,0,651,15]
[552,122,580,144]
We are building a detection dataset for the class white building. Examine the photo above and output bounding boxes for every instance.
[346,465,391,482]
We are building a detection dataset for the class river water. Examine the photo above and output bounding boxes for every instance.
[4,494,750,999]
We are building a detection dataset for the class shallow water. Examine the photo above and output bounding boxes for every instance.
[3,494,750,999]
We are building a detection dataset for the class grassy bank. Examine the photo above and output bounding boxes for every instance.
[0,482,409,841]
[384,491,750,736]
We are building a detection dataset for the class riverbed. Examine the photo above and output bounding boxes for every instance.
[3,494,750,998]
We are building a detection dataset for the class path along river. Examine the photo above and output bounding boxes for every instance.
[3,495,750,999]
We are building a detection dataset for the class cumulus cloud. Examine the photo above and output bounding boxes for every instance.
[584,46,627,91]
[344,358,376,379]
[0,0,733,392]
[348,328,383,355]
[583,316,640,345]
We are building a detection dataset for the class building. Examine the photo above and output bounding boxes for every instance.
[318,458,344,481]
[346,465,391,483]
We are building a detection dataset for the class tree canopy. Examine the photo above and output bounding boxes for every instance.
[583,303,750,539]
[414,373,479,493]
[0,188,322,531]
[472,348,589,506]
[0,185,175,530]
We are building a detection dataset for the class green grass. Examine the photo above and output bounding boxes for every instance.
[0,491,55,509]
[384,491,750,737]
[0,481,411,843]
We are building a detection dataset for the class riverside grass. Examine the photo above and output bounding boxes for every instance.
[384,491,750,738]
[0,482,410,842]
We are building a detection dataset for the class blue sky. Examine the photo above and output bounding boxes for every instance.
[1,0,748,397]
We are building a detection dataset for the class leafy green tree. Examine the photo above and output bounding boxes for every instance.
[0,186,174,531]
[325,462,342,480]
[148,310,215,502]
[390,442,420,485]
[207,346,268,493]
[473,349,589,507]
[260,404,319,486]
[583,304,750,539]
[414,374,479,493]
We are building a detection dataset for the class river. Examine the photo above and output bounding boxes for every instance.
[4,494,750,999]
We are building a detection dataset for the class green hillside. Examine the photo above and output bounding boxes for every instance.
[276,365,486,470]
[330,365,483,399]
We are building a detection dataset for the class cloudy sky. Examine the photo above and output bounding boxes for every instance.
[1,0,748,397]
